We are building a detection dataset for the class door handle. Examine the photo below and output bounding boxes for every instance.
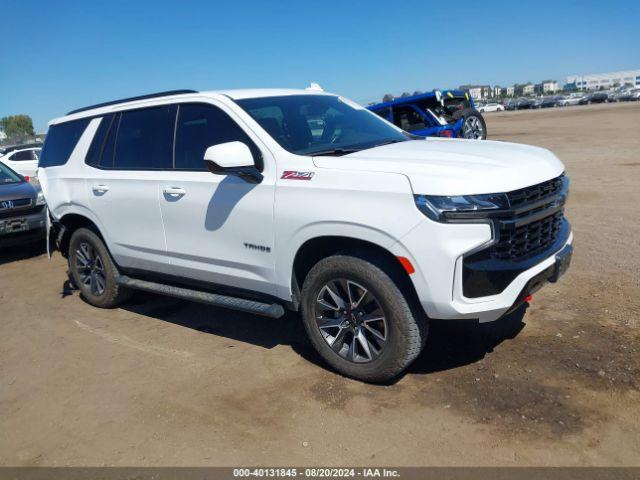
[163,187,186,198]
[92,184,109,194]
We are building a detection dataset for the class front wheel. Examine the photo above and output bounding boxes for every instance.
[300,253,427,383]
[462,111,487,140]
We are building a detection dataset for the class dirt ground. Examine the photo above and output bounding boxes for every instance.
[1,103,639,467]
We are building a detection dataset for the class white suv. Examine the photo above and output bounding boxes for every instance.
[39,88,573,382]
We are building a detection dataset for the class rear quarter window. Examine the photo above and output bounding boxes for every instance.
[85,114,115,168]
[39,118,90,168]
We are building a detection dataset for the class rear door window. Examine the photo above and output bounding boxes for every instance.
[113,106,175,170]
[39,118,90,168]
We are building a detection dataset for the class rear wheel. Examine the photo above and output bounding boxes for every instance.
[300,253,427,383]
[68,228,130,308]
[461,111,487,140]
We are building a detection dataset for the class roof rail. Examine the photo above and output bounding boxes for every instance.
[66,89,198,115]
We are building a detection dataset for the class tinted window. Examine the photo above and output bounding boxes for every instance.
[0,162,23,184]
[113,106,175,170]
[85,114,115,167]
[100,114,118,168]
[39,118,90,168]
[174,103,260,170]
[11,149,37,161]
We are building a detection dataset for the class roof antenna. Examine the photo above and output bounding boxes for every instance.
[306,82,324,92]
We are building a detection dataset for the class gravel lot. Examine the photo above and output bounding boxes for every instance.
[1,102,639,466]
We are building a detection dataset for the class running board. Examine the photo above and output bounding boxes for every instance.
[116,275,285,318]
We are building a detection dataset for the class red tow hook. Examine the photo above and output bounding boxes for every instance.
[524,294,533,303]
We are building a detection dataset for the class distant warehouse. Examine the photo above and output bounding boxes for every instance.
[566,69,640,90]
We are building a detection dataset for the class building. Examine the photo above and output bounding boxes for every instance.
[566,69,640,91]
[522,83,535,95]
[459,84,492,100]
[506,86,515,97]
[535,80,561,94]
[512,84,527,96]
[492,86,503,98]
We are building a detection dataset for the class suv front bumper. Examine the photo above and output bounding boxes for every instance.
[391,219,573,323]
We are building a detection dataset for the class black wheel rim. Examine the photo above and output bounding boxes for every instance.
[75,242,106,296]
[314,279,387,363]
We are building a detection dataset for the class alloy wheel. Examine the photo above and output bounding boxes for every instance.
[314,279,387,363]
[463,116,484,139]
[75,242,106,296]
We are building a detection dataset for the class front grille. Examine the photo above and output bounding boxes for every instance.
[506,175,564,207]
[491,175,567,261]
[493,211,564,260]
[0,203,43,219]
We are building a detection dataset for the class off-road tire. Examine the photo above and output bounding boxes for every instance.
[300,252,428,383]
[68,227,131,308]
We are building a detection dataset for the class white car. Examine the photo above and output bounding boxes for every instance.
[477,102,505,113]
[558,94,584,106]
[0,144,41,179]
[39,88,573,382]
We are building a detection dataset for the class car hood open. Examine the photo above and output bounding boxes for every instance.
[312,138,565,195]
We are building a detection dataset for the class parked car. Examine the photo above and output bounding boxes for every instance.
[368,90,487,140]
[477,102,505,113]
[0,160,46,247]
[558,93,584,106]
[0,143,42,179]
[534,96,563,109]
[504,99,519,111]
[514,98,536,109]
[579,92,608,105]
[615,88,640,102]
[40,88,573,382]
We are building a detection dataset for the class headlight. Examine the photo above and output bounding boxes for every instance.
[414,193,509,223]
[36,191,46,206]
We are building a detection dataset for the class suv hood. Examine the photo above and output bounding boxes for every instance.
[312,138,565,195]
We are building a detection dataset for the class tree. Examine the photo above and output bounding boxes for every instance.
[382,93,394,102]
[400,92,411,98]
[412,90,423,96]
[0,115,35,143]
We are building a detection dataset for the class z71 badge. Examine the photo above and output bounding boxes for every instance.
[281,171,314,180]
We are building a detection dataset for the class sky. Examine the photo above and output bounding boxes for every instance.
[1,0,639,132]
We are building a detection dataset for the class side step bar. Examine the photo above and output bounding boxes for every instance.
[116,275,285,318]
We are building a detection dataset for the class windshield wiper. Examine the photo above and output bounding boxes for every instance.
[310,148,362,157]
[367,139,407,149]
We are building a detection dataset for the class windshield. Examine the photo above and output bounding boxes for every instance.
[236,95,408,156]
[0,162,23,184]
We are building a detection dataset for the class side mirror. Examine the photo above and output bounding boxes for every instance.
[203,141,263,184]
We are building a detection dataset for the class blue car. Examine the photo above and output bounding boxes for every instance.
[368,90,487,139]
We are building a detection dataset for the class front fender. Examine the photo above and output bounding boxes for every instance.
[274,221,419,300]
